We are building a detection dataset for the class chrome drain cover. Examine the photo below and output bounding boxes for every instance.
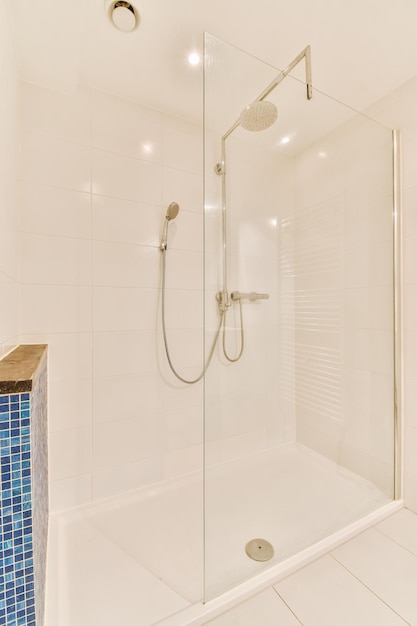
[245,538,274,562]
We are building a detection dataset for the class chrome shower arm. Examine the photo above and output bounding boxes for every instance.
[222,44,312,142]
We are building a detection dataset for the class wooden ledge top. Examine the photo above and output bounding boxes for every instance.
[0,345,48,394]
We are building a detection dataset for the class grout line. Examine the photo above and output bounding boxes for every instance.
[373,522,417,559]
[329,552,412,625]
[271,587,304,625]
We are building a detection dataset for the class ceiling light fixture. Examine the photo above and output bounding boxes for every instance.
[188,52,200,66]
[105,0,139,32]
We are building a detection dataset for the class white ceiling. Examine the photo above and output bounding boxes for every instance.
[7,0,417,126]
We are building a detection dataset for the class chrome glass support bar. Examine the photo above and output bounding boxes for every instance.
[393,129,403,501]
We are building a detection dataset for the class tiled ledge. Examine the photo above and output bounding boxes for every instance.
[0,345,47,393]
[0,344,48,625]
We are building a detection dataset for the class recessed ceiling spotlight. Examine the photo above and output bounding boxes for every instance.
[105,0,139,32]
[188,52,200,66]
[281,136,290,144]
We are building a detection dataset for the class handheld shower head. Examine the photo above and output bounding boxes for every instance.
[166,201,179,221]
[161,201,180,250]
[240,100,278,132]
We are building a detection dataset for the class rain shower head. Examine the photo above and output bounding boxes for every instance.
[166,201,179,220]
[221,45,312,142]
[239,100,278,132]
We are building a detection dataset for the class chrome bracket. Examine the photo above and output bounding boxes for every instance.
[216,290,231,312]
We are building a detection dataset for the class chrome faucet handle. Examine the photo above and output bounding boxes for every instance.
[230,291,269,302]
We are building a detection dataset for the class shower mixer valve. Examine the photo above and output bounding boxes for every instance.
[216,289,269,311]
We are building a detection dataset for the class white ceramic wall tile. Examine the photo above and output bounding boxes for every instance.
[21,233,91,285]
[91,90,162,163]
[400,132,417,192]
[92,148,162,204]
[404,282,417,332]
[163,404,202,452]
[49,426,92,481]
[163,443,203,479]
[0,199,19,281]
[401,75,417,118]
[159,289,203,330]
[296,406,340,463]
[164,210,203,253]
[343,288,370,329]
[20,285,92,334]
[21,83,91,145]
[0,3,19,353]
[344,329,370,370]
[20,132,91,192]
[92,194,161,246]
[93,286,158,331]
[275,554,405,626]
[0,275,19,351]
[365,86,403,128]
[92,330,157,378]
[295,149,340,209]
[369,330,394,375]
[402,186,417,243]
[162,115,202,174]
[93,240,159,288]
[204,588,301,626]
[48,378,92,433]
[162,167,203,214]
[162,248,203,291]
[341,204,365,251]
[217,430,267,464]
[403,331,417,376]
[48,474,92,512]
[93,373,160,424]
[92,455,163,501]
[405,425,417,477]
[157,328,204,373]
[343,246,370,289]
[404,377,417,430]
[345,154,393,206]
[20,181,91,239]
[331,528,417,624]
[92,411,162,472]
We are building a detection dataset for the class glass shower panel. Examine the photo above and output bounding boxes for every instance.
[204,33,395,601]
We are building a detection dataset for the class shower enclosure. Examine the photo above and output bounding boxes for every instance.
[202,33,397,602]
[41,31,399,626]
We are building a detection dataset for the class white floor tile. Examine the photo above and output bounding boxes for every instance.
[376,507,417,555]
[275,554,407,625]
[202,588,301,626]
[331,527,417,625]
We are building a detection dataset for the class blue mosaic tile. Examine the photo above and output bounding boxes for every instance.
[0,393,36,626]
